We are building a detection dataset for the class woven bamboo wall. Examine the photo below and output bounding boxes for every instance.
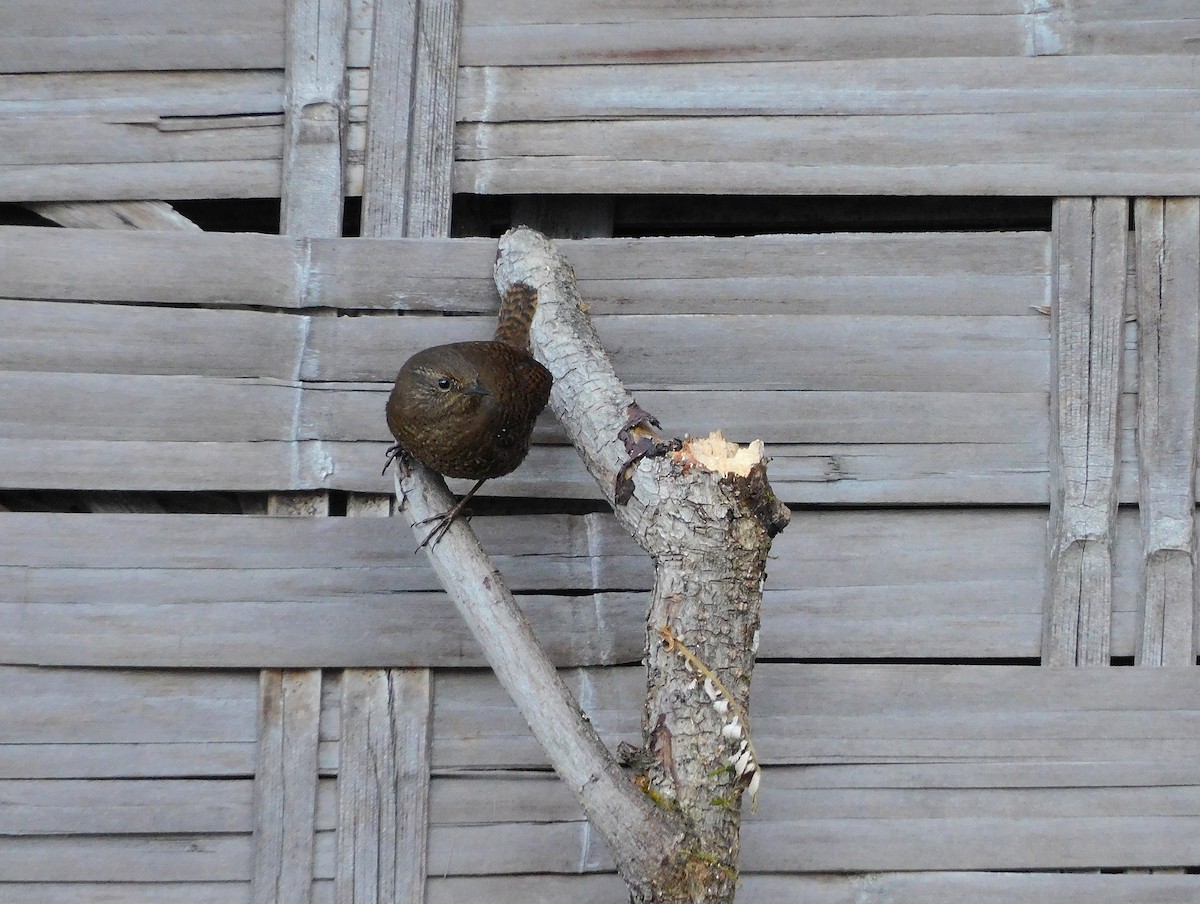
[3,2,1200,902]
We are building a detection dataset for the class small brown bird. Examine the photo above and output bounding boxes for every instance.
[385,283,552,547]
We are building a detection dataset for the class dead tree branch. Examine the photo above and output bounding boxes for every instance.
[395,227,788,902]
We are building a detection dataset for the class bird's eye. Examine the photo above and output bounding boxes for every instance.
[436,377,452,390]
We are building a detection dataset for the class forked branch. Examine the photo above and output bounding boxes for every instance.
[396,227,788,903]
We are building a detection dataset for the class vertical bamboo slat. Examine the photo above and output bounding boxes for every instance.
[281,0,349,237]
[361,0,460,238]
[336,2,461,901]
[1135,198,1200,666]
[254,1,349,900]
[251,668,323,904]
[336,667,432,904]
[1045,197,1128,667]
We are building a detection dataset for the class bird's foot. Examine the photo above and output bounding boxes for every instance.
[411,477,487,551]
[381,442,410,476]
[414,505,472,551]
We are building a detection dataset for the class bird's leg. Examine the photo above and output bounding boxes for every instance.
[415,478,488,550]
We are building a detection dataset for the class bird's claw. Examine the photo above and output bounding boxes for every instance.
[413,508,473,551]
[381,443,409,476]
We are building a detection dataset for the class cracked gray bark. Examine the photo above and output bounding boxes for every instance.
[395,227,789,902]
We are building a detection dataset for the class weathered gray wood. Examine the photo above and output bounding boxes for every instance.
[0,742,256,780]
[0,301,308,378]
[419,786,1200,874]
[1135,198,1200,666]
[7,664,1200,772]
[2,0,1196,75]
[1045,197,1128,666]
[0,833,261,882]
[0,367,1051,445]
[335,670,431,904]
[0,227,1049,314]
[0,434,1064,502]
[281,0,349,236]
[0,666,257,742]
[0,507,1080,666]
[303,312,1050,388]
[0,226,307,309]
[6,53,1200,198]
[0,159,281,203]
[0,0,282,72]
[432,664,1200,770]
[427,872,1200,904]
[0,70,284,204]
[360,0,460,236]
[349,0,457,896]
[0,778,255,835]
[251,669,323,904]
[0,882,253,904]
[358,0,418,236]
[458,57,1200,122]
[258,15,346,894]
[454,111,1200,197]
[5,872,1200,904]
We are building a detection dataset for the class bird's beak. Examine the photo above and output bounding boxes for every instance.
[465,379,489,397]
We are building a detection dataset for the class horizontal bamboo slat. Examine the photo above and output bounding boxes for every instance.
[4,664,1199,877]
[0,227,1066,501]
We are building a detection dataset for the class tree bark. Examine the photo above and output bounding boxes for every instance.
[394,228,789,902]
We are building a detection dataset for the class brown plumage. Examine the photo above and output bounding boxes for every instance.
[385,283,552,547]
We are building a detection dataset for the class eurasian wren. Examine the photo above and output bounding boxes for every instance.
[385,283,552,547]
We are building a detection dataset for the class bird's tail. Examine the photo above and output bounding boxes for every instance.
[494,282,539,351]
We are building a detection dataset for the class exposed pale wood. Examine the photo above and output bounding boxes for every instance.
[1045,197,1128,666]
[1135,197,1200,666]
[25,201,202,231]
[251,670,322,904]
[281,0,349,236]
[335,670,431,904]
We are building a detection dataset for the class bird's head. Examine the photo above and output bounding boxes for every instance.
[402,347,491,416]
